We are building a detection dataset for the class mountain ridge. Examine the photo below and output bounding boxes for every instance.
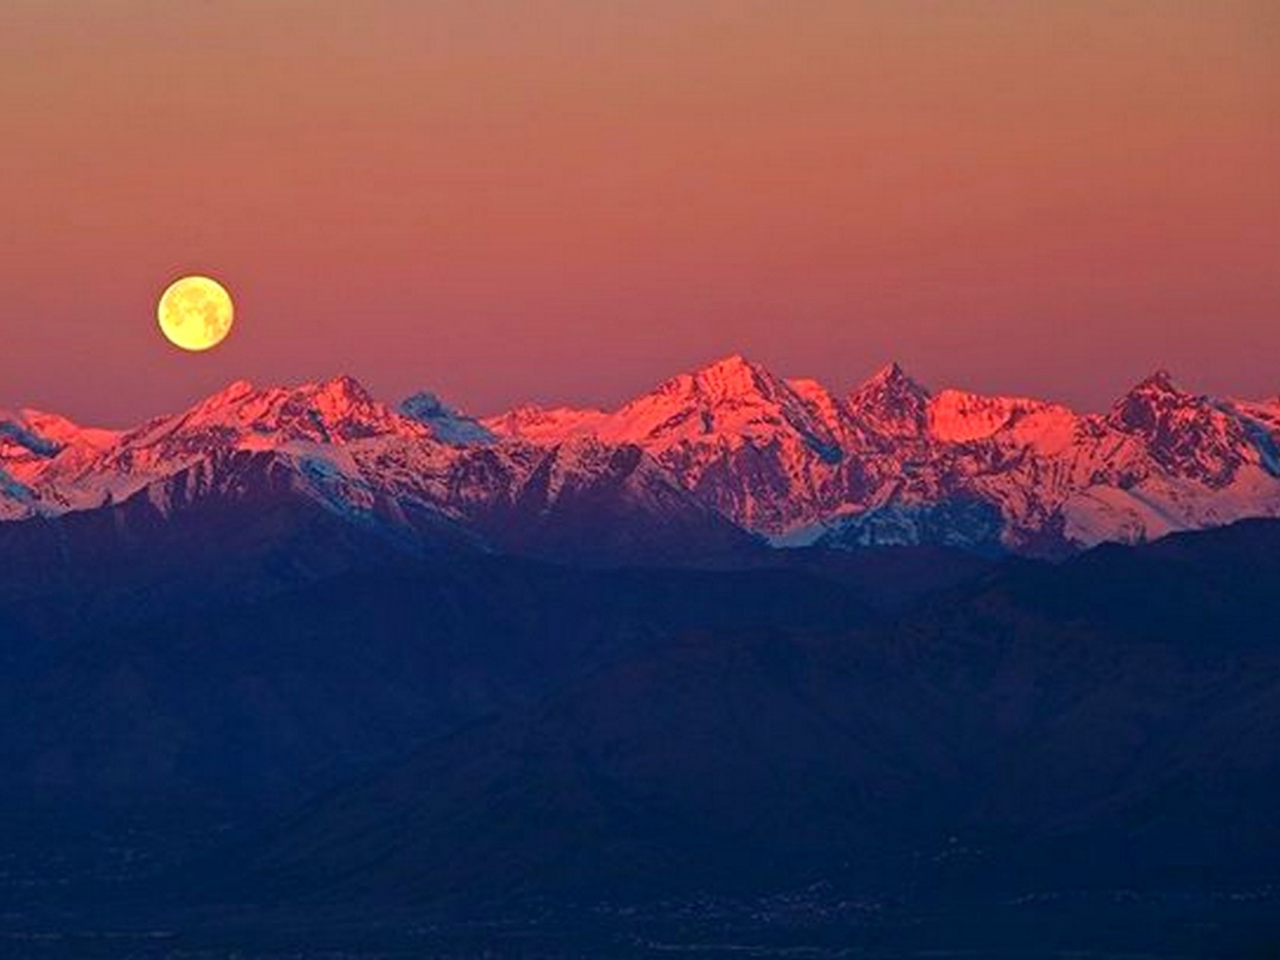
[4,357,1280,558]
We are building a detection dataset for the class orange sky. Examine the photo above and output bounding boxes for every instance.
[1,0,1278,423]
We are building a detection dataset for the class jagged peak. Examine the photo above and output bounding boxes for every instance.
[1127,369,1183,397]
[399,391,450,418]
[142,374,417,450]
[309,373,372,398]
[0,406,79,433]
[0,407,118,457]
[195,374,378,413]
[855,361,929,398]
[297,374,379,415]
[847,362,931,438]
[653,353,781,402]
[200,379,257,407]
[1109,369,1200,425]
[698,352,764,376]
[399,391,495,445]
[591,353,849,450]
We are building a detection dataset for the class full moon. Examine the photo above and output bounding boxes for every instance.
[157,275,235,352]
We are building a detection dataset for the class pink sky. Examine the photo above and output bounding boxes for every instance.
[1,0,1277,425]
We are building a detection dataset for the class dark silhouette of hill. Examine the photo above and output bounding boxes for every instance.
[235,520,1280,908]
[0,503,1277,956]
[0,545,898,815]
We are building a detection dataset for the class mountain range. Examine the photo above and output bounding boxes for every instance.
[4,355,1280,561]
[3,360,1280,955]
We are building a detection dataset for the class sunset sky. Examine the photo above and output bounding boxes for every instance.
[1,0,1277,424]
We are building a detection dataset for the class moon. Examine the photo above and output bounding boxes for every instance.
[157,275,235,352]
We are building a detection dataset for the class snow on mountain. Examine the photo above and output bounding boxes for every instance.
[926,389,1060,443]
[0,467,35,519]
[5,361,1280,558]
[399,392,495,445]
[820,497,1006,553]
[785,377,858,444]
[1,374,741,565]
[1224,398,1280,476]
[844,362,931,442]
[0,407,122,517]
[515,436,694,512]
[867,370,1280,553]
[0,411,56,517]
[481,404,607,444]
[587,355,852,530]
[482,355,856,532]
[486,357,1280,555]
[485,356,844,453]
[595,354,840,452]
[134,375,419,449]
[1106,370,1259,487]
[20,378,409,513]
[1,408,120,472]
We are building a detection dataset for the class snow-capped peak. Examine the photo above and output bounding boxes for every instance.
[7,360,1280,561]
[1131,368,1180,394]
[669,353,778,402]
[866,361,926,391]
[1108,370,1199,433]
[1,408,119,456]
[1,410,67,459]
[167,374,417,445]
[1106,370,1258,487]
[399,392,494,445]
[848,362,931,438]
[597,354,838,452]
[927,389,1058,443]
[46,375,432,514]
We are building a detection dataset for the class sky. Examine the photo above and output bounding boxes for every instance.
[1,0,1278,425]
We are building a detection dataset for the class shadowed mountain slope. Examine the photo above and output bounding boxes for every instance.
[0,547,891,814]
[236,520,1280,905]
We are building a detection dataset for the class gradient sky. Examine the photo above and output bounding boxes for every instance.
[1,0,1278,425]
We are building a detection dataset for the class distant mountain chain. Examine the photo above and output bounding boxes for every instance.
[4,355,1280,558]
